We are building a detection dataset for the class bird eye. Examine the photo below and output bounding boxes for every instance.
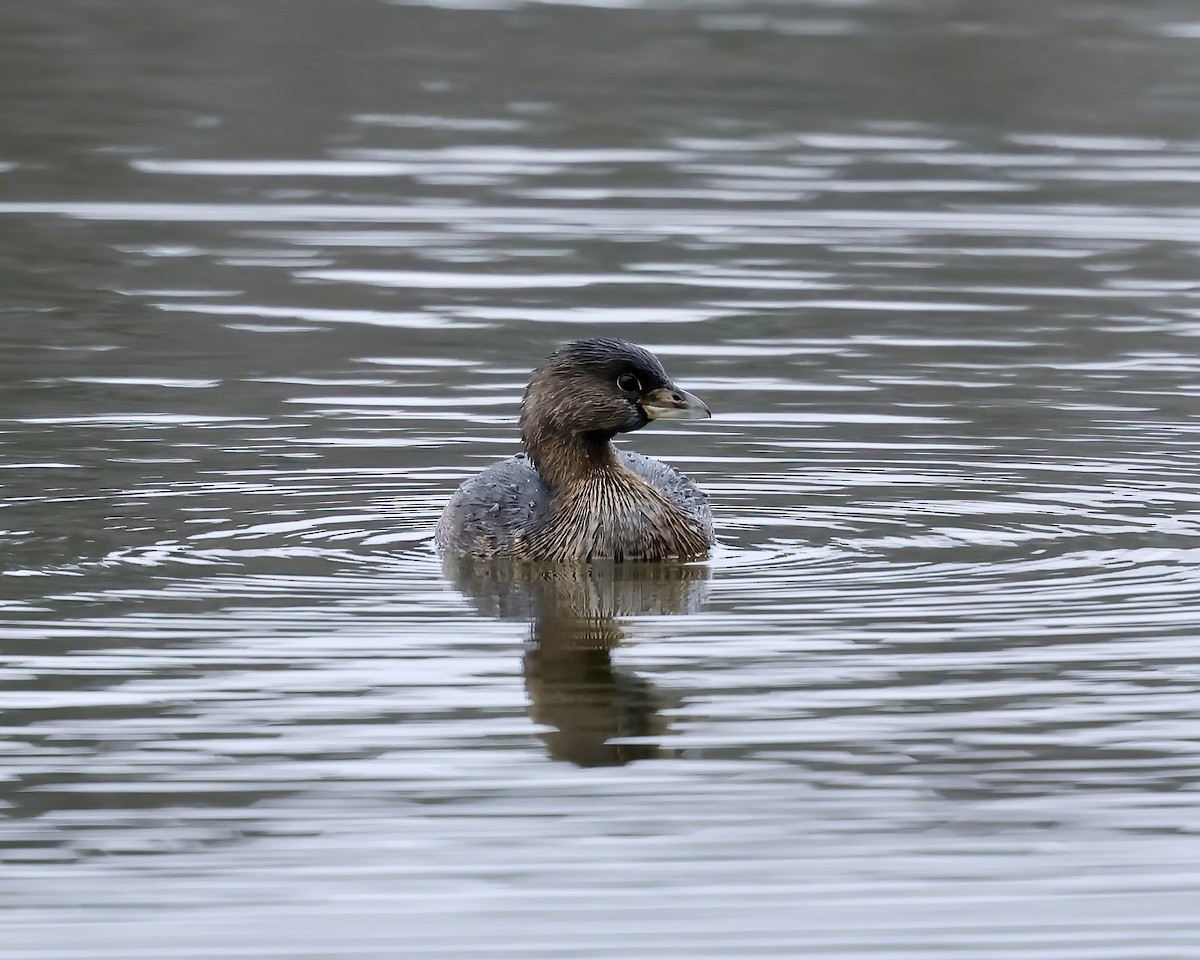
[617,373,641,393]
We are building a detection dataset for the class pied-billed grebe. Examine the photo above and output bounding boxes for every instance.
[436,338,713,562]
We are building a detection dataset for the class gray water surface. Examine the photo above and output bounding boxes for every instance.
[4,1,1200,957]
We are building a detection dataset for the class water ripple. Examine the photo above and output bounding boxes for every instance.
[5,1,1200,956]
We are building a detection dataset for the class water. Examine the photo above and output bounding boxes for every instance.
[4,0,1200,956]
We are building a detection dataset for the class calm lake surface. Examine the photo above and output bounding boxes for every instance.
[4,1,1200,957]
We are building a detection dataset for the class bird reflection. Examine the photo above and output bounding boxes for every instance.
[442,555,710,766]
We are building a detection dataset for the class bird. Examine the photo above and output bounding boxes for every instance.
[435,338,713,562]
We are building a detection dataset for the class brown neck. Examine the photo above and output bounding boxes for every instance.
[523,427,619,491]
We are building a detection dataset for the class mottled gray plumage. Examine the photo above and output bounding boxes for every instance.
[436,339,714,562]
[437,448,713,560]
